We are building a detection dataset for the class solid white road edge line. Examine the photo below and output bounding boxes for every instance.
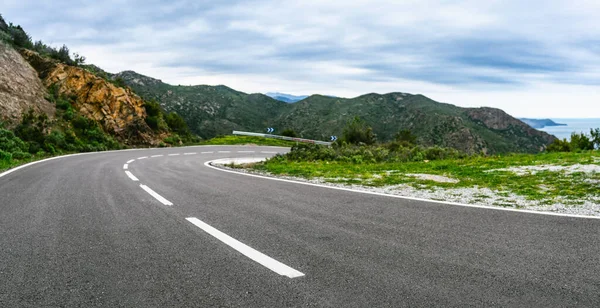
[125,171,139,182]
[123,164,128,170]
[140,184,173,206]
[185,217,304,278]
[126,159,135,164]
[204,160,600,220]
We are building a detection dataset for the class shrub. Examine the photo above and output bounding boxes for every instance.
[341,116,376,145]
[281,129,298,137]
[0,150,12,161]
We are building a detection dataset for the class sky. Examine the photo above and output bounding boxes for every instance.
[3,0,600,118]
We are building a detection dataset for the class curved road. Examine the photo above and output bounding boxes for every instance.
[1,145,599,307]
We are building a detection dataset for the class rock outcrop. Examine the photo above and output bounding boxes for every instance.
[0,42,54,127]
[20,49,161,145]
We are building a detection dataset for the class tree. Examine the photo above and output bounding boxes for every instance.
[341,116,376,145]
[8,24,33,49]
[281,129,298,137]
[0,14,8,32]
[394,129,417,145]
[570,132,594,151]
[165,112,190,136]
[590,128,600,150]
[73,52,86,66]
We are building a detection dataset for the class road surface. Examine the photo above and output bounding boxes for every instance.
[1,145,599,307]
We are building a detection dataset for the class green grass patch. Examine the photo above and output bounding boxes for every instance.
[200,135,296,147]
[252,151,600,204]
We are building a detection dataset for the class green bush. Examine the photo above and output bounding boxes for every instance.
[0,149,12,161]
[341,116,376,145]
[281,129,298,137]
[283,142,464,164]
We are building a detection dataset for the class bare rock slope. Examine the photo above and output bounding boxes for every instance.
[20,49,161,145]
[0,42,54,127]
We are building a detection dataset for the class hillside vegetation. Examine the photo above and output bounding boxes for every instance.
[0,14,196,170]
[117,71,556,154]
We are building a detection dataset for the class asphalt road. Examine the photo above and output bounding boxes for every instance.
[1,145,599,307]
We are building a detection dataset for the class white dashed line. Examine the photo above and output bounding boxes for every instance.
[237,151,255,153]
[184,152,197,155]
[137,156,148,160]
[125,171,139,181]
[151,155,164,158]
[140,185,173,206]
[168,153,181,156]
[123,164,128,170]
[201,151,214,154]
[186,217,304,278]
[218,151,231,153]
[260,151,278,154]
[126,159,135,164]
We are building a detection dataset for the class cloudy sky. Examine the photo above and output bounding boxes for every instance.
[3,0,599,117]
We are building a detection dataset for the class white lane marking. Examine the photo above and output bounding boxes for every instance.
[140,185,173,206]
[185,217,304,278]
[137,156,148,160]
[184,152,197,155]
[203,161,600,220]
[126,159,135,164]
[125,171,139,182]
[168,153,181,156]
[261,151,278,154]
[201,151,214,154]
[151,155,164,158]
[218,151,231,153]
[123,164,128,170]
[237,151,256,153]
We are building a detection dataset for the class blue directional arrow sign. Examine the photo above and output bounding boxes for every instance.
[330,136,338,142]
[266,127,275,133]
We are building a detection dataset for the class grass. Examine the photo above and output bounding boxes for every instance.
[199,135,296,147]
[0,154,52,173]
[251,151,600,205]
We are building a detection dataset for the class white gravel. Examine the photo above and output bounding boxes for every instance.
[488,164,600,175]
[404,173,460,183]
[215,164,600,217]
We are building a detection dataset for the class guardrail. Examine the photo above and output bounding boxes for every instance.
[232,131,332,146]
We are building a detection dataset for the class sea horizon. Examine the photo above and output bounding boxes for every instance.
[536,118,600,140]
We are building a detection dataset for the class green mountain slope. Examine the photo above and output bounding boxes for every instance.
[118,71,555,154]
[114,71,289,139]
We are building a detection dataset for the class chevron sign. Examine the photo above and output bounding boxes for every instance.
[266,127,275,133]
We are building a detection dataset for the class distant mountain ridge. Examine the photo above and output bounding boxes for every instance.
[265,92,309,103]
[117,70,556,154]
[520,118,567,129]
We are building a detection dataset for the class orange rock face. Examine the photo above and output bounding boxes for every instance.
[20,49,161,145]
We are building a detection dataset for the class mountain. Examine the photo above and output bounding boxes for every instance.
[115,71,289,139]
[519,118,567,129]
[274,93,556,154]
[118,71,556,154]
[265,92,308,103]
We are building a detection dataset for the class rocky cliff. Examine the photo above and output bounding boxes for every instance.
[0,42,54,127]
[20,49,161,145]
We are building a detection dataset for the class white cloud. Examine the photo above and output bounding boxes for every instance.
[3,0,600,117]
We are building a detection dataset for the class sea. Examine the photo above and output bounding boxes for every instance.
[537,118,600,140]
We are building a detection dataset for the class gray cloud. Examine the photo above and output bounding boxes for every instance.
[3,0,600,117]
